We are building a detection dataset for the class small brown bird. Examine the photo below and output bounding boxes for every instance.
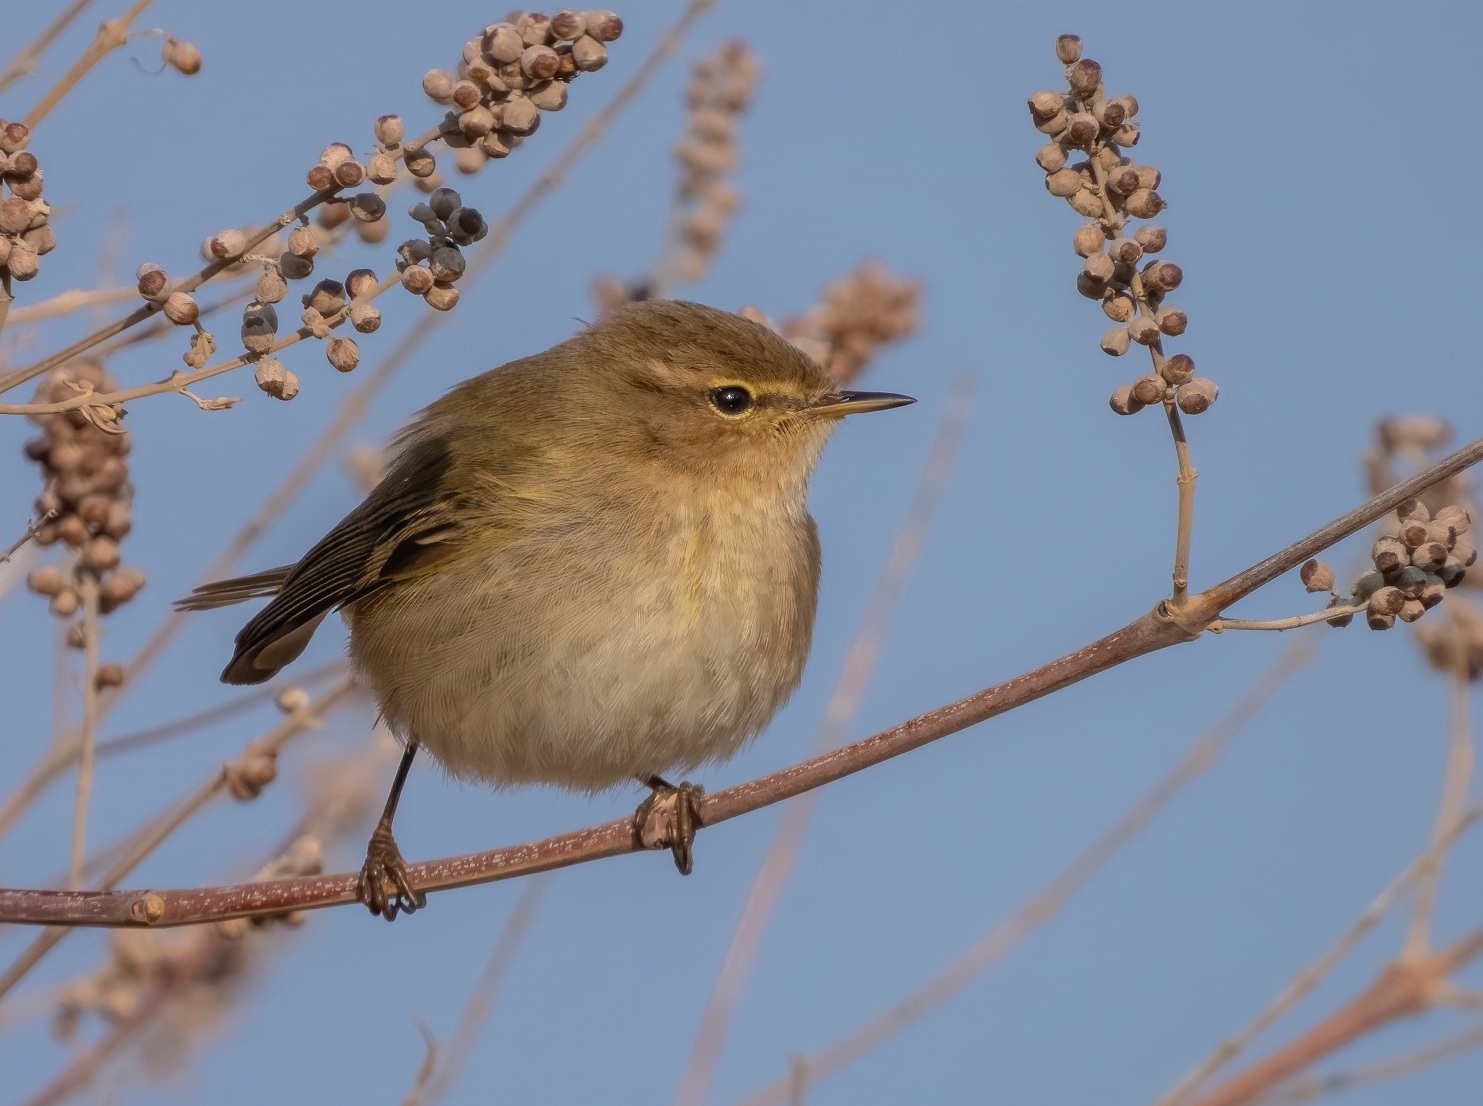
[179,300,912,919]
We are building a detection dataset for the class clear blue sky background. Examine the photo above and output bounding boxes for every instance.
[2,1,1481,1104]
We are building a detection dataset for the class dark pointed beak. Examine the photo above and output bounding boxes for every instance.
[810,390,916,418]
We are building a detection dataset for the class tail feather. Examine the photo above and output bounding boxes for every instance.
[174,566,293,612]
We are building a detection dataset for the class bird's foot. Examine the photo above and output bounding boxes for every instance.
[634,775,705,875]
[356,822,426,921]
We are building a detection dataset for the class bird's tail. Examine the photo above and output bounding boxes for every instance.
[174,566,293,612]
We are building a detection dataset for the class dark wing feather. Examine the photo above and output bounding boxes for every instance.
[205,436,457,685]
[174,565,294,611]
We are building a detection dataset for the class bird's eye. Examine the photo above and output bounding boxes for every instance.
[709,385,753,416]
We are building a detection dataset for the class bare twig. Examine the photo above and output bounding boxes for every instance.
[0,0,710,842]
[1257,1020,1483,1105]
[67,574,100,890]
[3,432,1480,928]
[676,381,969,1106]
[403,876,552,1106]
[20,0,155,130]
[0,509,55,565]
[1160,806,1483,1106]
[0,678,355,1002]
[0,0,96,95]
[733,638,1315,1106]
[1214,607,1363,633]
[1404,627,1475,957]
[7,286,136,325]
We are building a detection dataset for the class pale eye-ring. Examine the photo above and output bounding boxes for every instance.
[709,385,753,416]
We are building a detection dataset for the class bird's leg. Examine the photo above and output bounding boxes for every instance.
[357,738,427,921]
[633,774,705,875]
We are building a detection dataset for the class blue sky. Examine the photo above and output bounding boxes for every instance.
[1,1,1481,1104]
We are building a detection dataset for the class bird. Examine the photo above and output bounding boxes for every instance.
[177,299,913,919]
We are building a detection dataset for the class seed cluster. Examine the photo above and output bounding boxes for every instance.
[780,263,921,385]
[23,362,143,677]
[663,40,758,285]
[1027,35,1215,419]
[422,9,623,176]
[0,121,54,286]
[395,184,490,314]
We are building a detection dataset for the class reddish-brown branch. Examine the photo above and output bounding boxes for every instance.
[1,433,1481,928]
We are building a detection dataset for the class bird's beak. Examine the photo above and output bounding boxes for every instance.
[810,390,916,418]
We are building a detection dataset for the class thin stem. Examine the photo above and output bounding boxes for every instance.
[1167,400,1197,604]
[0,678,354,1002]
[0,509,55,565]
[1159,806,1483,1106]
[67,574,100,890]
[675,382,970,1106]
[0,0,96,95]
[733,638,1316,1106]
[20,0,155,130]
[6,285,136,324]
[1214,606,1362,632]
[1257,1020,1483,1106]
[0,0,715,845]
[1403,624,1475,957]
[406,876,552,1106]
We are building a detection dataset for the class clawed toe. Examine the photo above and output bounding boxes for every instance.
[634,775,705,875]
[357,824,426,921]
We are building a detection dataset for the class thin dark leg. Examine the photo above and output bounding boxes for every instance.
[633,774,704,876]
[356,738,427,921]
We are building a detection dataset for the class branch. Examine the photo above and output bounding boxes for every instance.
[0,0,95,95]
[19,0,154,130]
[1,432,1480,927]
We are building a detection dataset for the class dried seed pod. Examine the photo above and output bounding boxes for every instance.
[207,229,246,260]
[1435,505,1471,535]
[0,197,29,234]
[27,565,64,596]
[1398,599,1426,623]
[318,142,353,168]
[367,152,398,185]
[428,187,462,221]
[1351,571,1385,601]
[423,284,460,311]
[1439,557,1469,588]
[345,268,379,299]
[1325,596,1354,628]
[458,105,498,138]
[1067,190,1104,218]
[1133,225,1167,253]
[254,358,298,400]
[429,246,466,283]
[1371,536,1408,573]
[1095,99,1126,130]
[279,251,314,280]
[551,9,586,38]
[1075,272,1107,299]
[8,171,41,201]
[404,144,437,178]
[81,536,121,572]
[1155,306,1187,335]
[1399,515,1430,547]
[1124,189,1165,219]
[1101,292,1135,323]
[1412,541,1449,571]
[1105,166,1139,196]
[484,22,525,63]
[447,207,488,245]
[1419,577,1446,608]
[1111,123,1140,147]
[453,146,488,174]
[162,292,199,325]
[306,279,346,316]
[332,160,365,189]
[1366,608,1396,631]
[1176,378,1218,415]
[584,9,623,41]
[1034,110,1069,137]
[3,242,33,281]
[528,80,569,111]
[522,44,560,80]
[481,130,513,160]
[1300,559,1336,593]
[305,164,334,191]
[400,265,435,295]
[1110,238,1143,265]
[1160,353,1195,385]
[571,34,608,71]
[1037,143,1068,173]
[422,69,456,102]
[0,122,30,153]
[95,663,126,689]
[162,38,202,75]
[348,193,385,223]
[136,264,168,299]
[50,589,80,617]
[1109,385,1144,415]
[502,95,540,135]
[286,226,320,259]
[350,302,381,334]
[1044,169,1082,198]
[1072,223,1105,256]
[182,330,216,368]
[1068,59,1102,95]
[1131,374,1165,405]
[326,337,360,372]
[1142,261,1184,293]
[374,114,404,145]
[1128,316,1160,346]
[1082,251,1115,283]
[1391,565,1428,598]
[518,11,553,45]
[1369,586,1406,616]
[240,300,278,354]
[1110,94,1139,119]
[1100,326,1131,356]
[1055,34,1082,63]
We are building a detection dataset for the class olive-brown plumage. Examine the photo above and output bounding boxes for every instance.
[179,300,912,916]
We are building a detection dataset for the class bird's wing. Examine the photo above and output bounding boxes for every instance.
[196,434,464,685]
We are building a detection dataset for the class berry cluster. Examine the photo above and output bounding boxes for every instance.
[1027,35,1215,419]
[23,362,143,680]
[396,184,490,313]
[422,9,622,175]
[0,121,53,286]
